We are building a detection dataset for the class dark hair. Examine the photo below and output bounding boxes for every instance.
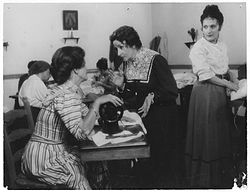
[27,60,37,69]
[200,5,224,28]
[96,57,108,70]
[29,61,50,75]
[50,46,85,85]
[110,25,142,49]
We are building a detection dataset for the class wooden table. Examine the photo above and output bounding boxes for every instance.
[78,125,150,162]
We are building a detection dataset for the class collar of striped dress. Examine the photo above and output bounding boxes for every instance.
[42,80,81,107]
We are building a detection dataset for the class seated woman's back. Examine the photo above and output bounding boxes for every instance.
[32,80,89,143]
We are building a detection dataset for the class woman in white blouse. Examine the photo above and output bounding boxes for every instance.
[185,5,239,188]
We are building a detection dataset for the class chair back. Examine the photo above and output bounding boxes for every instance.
[21,97,35,130]
[4,109,33,189]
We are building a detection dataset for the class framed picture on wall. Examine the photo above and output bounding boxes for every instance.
[63,10,78,30]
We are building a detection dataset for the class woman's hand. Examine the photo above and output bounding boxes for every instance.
[226,81,239,92]
[138,93,154,118]
[95,94,123,107]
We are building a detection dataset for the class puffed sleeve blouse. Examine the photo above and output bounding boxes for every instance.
[189,37,229,81]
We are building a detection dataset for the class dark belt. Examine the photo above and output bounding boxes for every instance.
[216,73,230,81]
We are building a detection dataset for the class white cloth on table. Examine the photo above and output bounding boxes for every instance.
[230,79,247,101]
[173,72,197,89]
[119,110,147,134]
[92,110,146,146]
[91,130,143,147]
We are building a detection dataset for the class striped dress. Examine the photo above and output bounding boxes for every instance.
[21,80,96,189]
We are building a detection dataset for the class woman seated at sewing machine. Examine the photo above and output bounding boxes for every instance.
[21,46,123,189]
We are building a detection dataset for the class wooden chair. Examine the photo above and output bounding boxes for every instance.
[4,109,67,189]
[21,97,35,130]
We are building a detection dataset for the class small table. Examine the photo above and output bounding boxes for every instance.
[9,95,18,99]
[78,125,150,162]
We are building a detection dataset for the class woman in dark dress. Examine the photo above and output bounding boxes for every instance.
[185,5,239,188]
[110,25,178,186]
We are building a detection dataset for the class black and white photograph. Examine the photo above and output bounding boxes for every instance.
[63,10,78,30]
[2,0,247,190]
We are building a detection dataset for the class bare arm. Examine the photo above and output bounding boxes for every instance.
[79,94,123,136]
[79,101,100,136]
[57,93,123,140]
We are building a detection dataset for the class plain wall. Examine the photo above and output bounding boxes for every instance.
[3,3,246,111]
[3,3,153,74]
[3,3,153,110]
[151,2,246,65]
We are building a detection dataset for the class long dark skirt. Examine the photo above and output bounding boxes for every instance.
[185,81,233,188]
[143,103,178,177]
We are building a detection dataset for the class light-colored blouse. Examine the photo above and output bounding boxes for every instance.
[19,74,49,108]
[189,37,229,81]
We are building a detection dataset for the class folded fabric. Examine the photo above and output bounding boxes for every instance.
[231,79,247,101]
[119,110,147,134]
[91,130,143,146]
[91,131,109,146]
[110,132,143,144]
[111,130,133,137]
[173,72,197,89]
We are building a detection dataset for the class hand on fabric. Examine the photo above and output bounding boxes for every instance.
[226,81,239,92]
[138,93,154,118]
[232,78,239,85]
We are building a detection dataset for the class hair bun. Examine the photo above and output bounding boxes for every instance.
[203,5,220,14]
[200,4,224,27]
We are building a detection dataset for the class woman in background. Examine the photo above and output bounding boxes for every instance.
[18,60,51,121]
[21,46,123,189]
[92,57,116,93]
[18,60,51,108]
[110,25,178,187]
[185,5,239,188]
